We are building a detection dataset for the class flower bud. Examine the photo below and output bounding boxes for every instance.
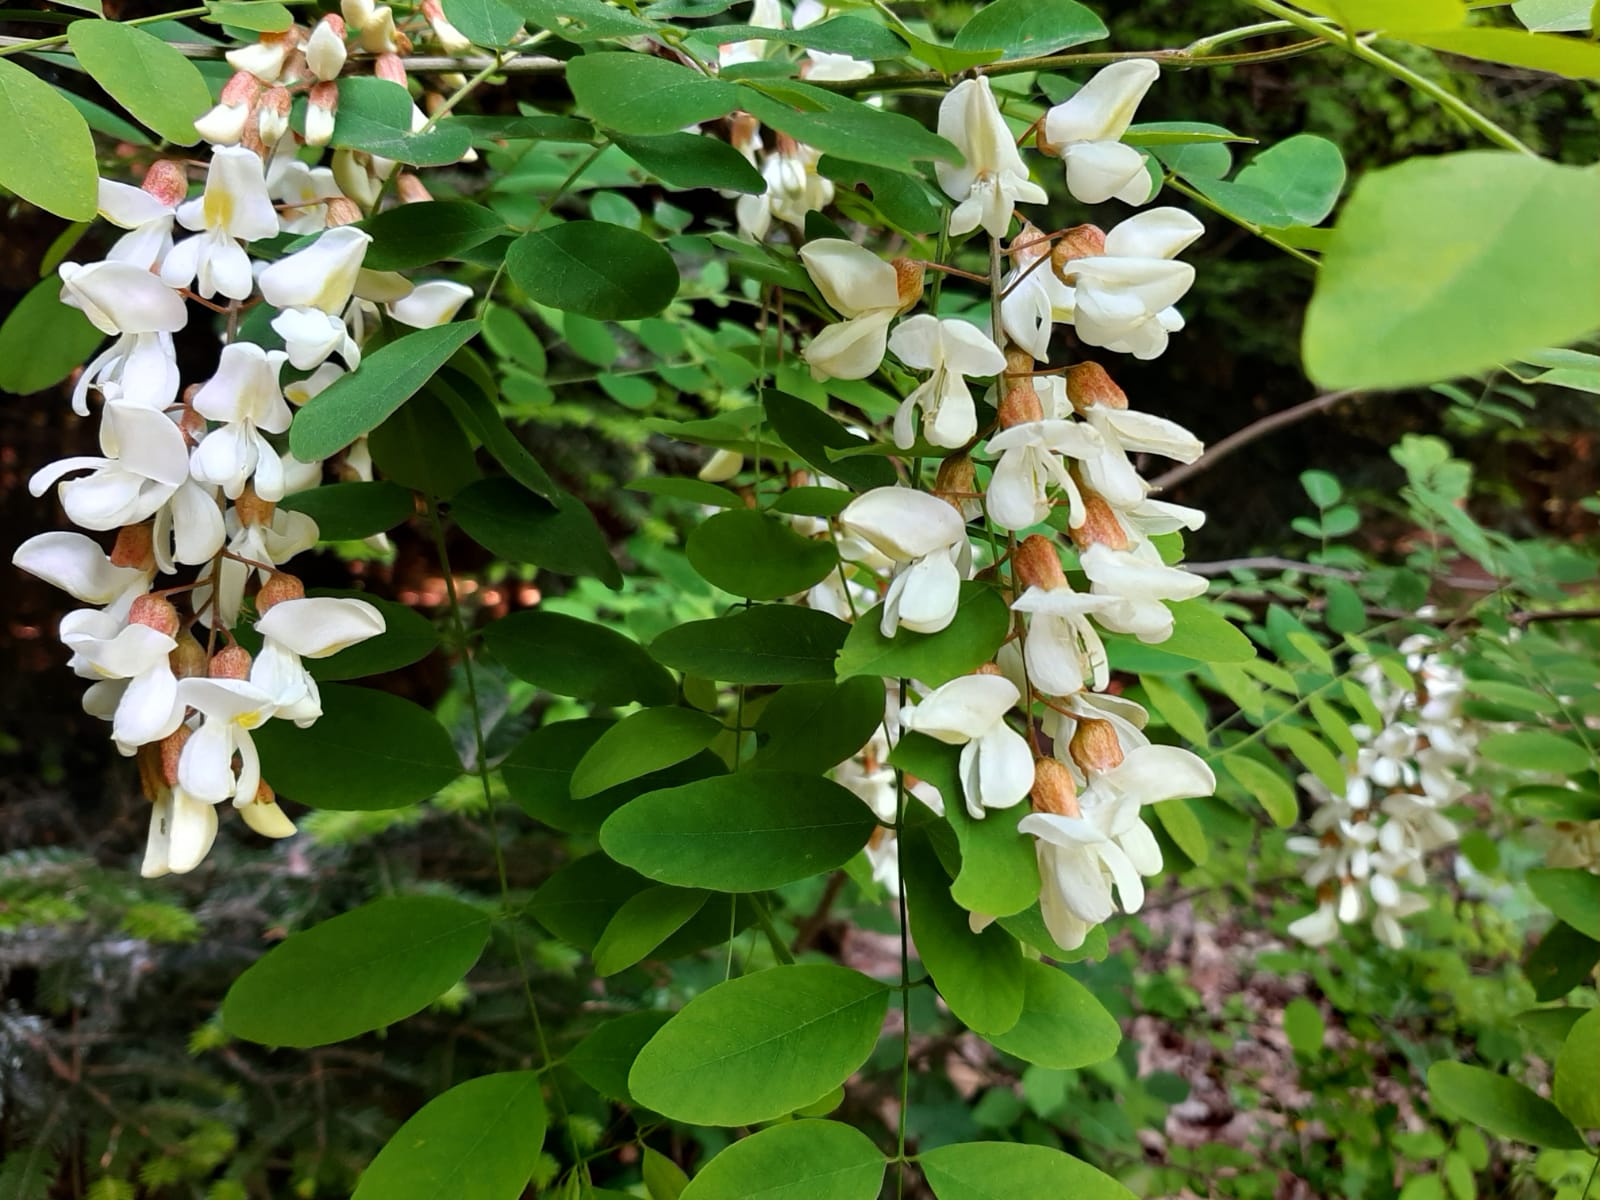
[341,0,374,30]
[141,160,189,208]
[226,29,298,84]
[1030,757,1080,817]
[997,382,1043,429]
[973,662,1006,678]
[193,71,260,145]
[1011,221,1051,267]
[332,149,382,208]
[129,594,180,637]
[306,80,339,148]
[1069,718,1125,774]
[160,726,191,787]
[256,571,306,613]
[136,742,165,804]
[1065,361,1127,412]
[1050,225,1107,282]
[178,400,207,446]
[306,14,349,81]
[111,522,156,571]
[698,448,742,482]
[374,51,408,87]
[325,195,363,226]
[170,630,209,679]
[235,484,276,528]
[395,172,432,204]
[1003,343,1035,385]
[360,5,399,52]
[1066,486,1131,552]
[891,257,925,312]
[421,0,474,52]
[257,86,292,147]
[934,454,976,509]
[1013,534,1068,592]
[209,644,254,680]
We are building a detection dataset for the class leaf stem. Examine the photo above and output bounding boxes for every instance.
[749,895,796,965]
[1240,0,1537,156]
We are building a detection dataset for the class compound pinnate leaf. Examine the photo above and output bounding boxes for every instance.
[223,896,490,1047]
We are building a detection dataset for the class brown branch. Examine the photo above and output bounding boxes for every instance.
[1149,389,1359,493]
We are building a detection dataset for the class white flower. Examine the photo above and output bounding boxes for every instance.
[388,280,473,328]
[189,343,293,500]
[935,77,1047,238]
[1020,745,1214,949]
[838,486,970,637]
[305,16,348,80]
[29,404,189,531]
[267,156,344,234]
[259,226,372,314]
[1011,584,1111,696]
[151,478,229,572]
[162,146,279,300]
[1042,60,1160,205]
[900,673,1034,819]
[1287,900,1340,947]
[175,677,277,804]
[805,50,873,82]
[1075,406,1203,509]
[12,532,152,613]
[226,31,295,82]
[141,783,219,877]
[272,307,361,372]
[1059,208,1204,360]
[982,419,1100,530]
[58,261,187,416]
[1079,542,1208,643]
[799,240,905,380]
[249,595,385,723]
[999,235,1073,360]
[58,608,184,752]
[193,71,258,146]
[97,178,179,269]
[739,142,834,240]
[888,315,1007,449]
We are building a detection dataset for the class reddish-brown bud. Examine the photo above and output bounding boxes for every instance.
[973,662,1005,678]
[160,726,191,787]
[998,382,1044,429]
[111,523,155,571]
[235,484,276,528]
[1011,221,1051,267]
[934,454,977,511]
[141,160,189,208]
[1066,486,1131,552]
[324,196,363,226]
[129,594,180,638]
[892,257,925,312]
[1013,534,1068,592]
[1003,343,1036,385]
[1065,361,1127,412]
[170,630,209,680]
[178,404,207,446]
[1050,225,1107,282]
[219,69,261,107]
[1030,757,1080,817]
[374,51,407,86]
[256,571,305,613]
[1069,718,1125,775]
[209,644,254,680]
[395,172,431,204]
[730,110,760,151]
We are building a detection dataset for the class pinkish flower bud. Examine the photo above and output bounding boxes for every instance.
[129,593,181,637]
[256,571,306,613]
[306,80,339,147]
[141,160,189,207]
[395,173,431,204]
[209,644,253,680]
[257,86,292,146]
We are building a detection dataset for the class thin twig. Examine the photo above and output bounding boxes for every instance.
[1149,389,1358,492]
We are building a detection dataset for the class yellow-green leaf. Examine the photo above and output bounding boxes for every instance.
[68,20,212,145]
[0,59,97,219]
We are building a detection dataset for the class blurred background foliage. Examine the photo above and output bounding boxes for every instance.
[2,0,1598,1196]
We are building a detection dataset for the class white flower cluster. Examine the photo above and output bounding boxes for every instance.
[781,64,1218,952]
[718,0,874,240]
[13,14,479,876]
[1287,637,1477,949]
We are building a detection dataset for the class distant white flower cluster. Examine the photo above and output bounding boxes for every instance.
[743,58,1221,952]
[14,11,481,876]
[1288,637,1478,949]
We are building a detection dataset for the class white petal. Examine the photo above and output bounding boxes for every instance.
[166,788,220,873]
[839,486,966,561]
[387,280,473,328]
[254,596,385,657]
[799,240,900,316]
[1043,59,1160,146]
[803,310,893,381]
[892,553,961,634]
[1103,744,1216,804]
[1063,140,1151,206]
[1103,207,1204,260]
[259,226,373,313]
[59,261,188,335]
[12,532,145,605]
[974,723,1035,811]
[904,673,1021,743]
